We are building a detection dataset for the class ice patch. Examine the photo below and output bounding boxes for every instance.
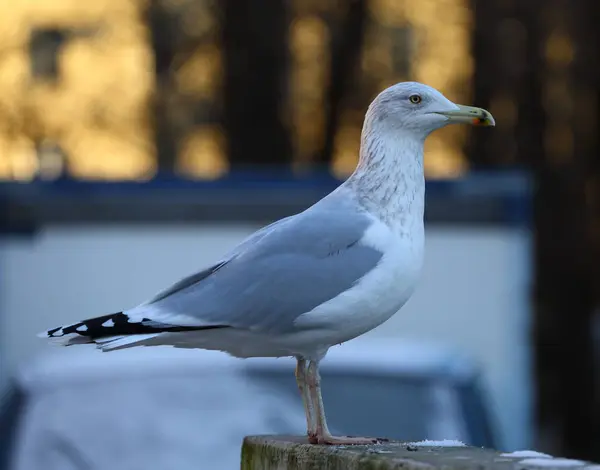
[501,451,552,458]
[408,439,466,447]
[520,458,587,467]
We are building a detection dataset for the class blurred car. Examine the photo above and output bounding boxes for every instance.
[0,339,497,470]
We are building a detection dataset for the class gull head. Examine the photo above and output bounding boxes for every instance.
[367,82,495,138]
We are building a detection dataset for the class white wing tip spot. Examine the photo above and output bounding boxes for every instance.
[76,325,88,332]
[102,319,115,327]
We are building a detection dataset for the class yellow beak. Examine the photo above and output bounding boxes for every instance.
[435,104,495,127]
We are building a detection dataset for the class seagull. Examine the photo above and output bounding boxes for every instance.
[39,82,494,445]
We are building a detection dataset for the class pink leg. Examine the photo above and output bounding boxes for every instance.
[295,358,316,438]
[306,360,387,445]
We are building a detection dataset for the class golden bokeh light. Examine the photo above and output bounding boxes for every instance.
[405,0,473,179]
[175,45,222,99]
[288,10,329,165]
[0,0,154,180]
[329,0,472,178]
[177,125,228,179]
[0,0,473,181]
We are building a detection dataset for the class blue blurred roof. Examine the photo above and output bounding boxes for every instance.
[0,170,532,232]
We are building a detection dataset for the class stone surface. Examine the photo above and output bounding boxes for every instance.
[241,436,598,470]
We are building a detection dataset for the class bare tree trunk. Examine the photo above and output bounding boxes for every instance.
[468,1,545,167]
[537,0,599,459]
[470,0,600,459]
[146,0,179,173]
[317,0,368,165]
[221,0,291,169]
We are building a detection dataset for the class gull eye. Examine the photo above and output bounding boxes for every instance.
[409,94,422,104]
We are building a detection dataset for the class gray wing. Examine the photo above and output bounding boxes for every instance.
[145,216,294,304]
[137,200,383,334]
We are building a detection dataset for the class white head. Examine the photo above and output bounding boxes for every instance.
[365,81,495,139]
[350,82,495,225]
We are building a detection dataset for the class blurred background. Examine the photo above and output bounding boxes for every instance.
[0,0,599,468]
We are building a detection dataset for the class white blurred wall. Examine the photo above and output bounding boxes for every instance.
[0,223,532,451]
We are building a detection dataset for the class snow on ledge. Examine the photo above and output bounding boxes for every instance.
[500,451,553,458]
[519,458,587,467]
[407,439,466,447]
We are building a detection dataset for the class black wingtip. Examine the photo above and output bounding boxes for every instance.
[41,312,229,343]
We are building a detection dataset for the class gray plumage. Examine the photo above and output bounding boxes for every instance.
[143,191,383,334]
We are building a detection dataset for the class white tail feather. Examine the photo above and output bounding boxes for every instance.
[42,332,94,347]
[96,333,160,351]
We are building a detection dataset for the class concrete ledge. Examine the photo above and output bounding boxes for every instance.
[241,436,597,470]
